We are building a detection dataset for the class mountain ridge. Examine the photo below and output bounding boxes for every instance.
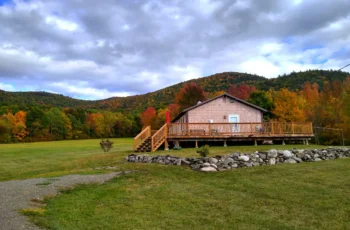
[0,69,348,113]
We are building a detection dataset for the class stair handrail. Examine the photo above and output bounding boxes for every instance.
[151,124,167,152]
[133,126,151,151]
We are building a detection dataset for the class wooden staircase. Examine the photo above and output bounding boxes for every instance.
[135,137,152,152]
[133,124,168,152]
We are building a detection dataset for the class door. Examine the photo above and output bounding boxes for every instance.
[229,115,240,132]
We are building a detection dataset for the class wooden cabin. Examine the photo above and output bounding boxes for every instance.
[134,93,314,152]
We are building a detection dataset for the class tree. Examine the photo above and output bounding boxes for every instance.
[301,82,320,124]
[141,107,156,128]
[270,88,306,122]
[248,91,274,119]
[167,103,180,120]
[46,108,72,139]
[227,83,257,100]
[175,82,207,111]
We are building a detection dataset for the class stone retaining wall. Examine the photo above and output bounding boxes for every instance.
[125,148,350,172]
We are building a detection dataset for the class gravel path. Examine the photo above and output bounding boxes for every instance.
[0,171,131,230]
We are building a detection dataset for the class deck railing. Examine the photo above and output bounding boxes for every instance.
[168,122,313,137]
[151,124,167,152]
[133,126,151,151]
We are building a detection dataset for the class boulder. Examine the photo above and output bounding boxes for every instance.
[209,158,218,164]
[284,159,297,164]
[293,157,303,163]
[223,158,234,165]
[268,158,276,165]
[200,167,217,172]
[238,155,250,162]
[210,164,218,169]
[283,150,293,158]
[258,153,267,160]
[315,158,322,161]
[267,149,278,158]
[202,163,210,167]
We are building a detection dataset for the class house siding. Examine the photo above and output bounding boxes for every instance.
[187,96,263,123]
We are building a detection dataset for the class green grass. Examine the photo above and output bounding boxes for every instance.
[0,138,327,181]
[27,159,350,230]
[1,139,349,229]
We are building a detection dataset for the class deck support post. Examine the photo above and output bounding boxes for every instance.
[224,140,227,147]
[303,140,306,145]
[195,140,198,148]
[282,140,286,145]
[164,139,169,151]
[254,140,257,146]
[306,139,309,145]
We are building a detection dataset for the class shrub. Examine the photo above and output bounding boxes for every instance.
[197,145,210,157]
[100,139,113,152]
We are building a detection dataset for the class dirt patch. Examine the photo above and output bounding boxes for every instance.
[0,171,132,230]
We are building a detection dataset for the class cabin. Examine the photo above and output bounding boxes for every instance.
[134,93,314,152]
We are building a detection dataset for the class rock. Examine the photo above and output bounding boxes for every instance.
[315,158,322,161]
[231,153,240,158]
[238,155,250,162]
[268,158,276,165]
[191,164,201,170]
[267,149,278,158]
[181,159,190,165]
[202,163,210,167]
[258,153,267,160]
[210,164,218,169]
[314,153,320,158]
[284,159,297,164]
[209,158,218,164]
[223,158,234,165]
[231,163,238,168]
[200,167,217,172]
[293,157,303,163]
[244,162,253,167]
[283,150,293,158]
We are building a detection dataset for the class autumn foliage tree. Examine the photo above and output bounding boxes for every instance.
[227,83,257,100]
[175,82,207,111]
[141,107,156,128]
[270,88,306,122]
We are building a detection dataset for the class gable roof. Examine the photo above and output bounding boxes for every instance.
[172,93,267,122]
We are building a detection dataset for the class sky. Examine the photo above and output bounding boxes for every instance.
[0,0,349,100]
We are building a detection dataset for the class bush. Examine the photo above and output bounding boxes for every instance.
[100,139,113,152]
[197,145,210,157]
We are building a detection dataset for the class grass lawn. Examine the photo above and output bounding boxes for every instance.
[28,159,350,230]
[1,139,349,229]
[0,138,330,181]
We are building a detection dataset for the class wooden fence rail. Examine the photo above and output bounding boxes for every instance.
[167,122,313,137]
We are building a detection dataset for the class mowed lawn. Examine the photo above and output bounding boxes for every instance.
[0,138,330,181]
[1,139,350,229]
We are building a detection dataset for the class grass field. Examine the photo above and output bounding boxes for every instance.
[1,139,350,229]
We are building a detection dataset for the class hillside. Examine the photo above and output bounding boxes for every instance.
[0,69,348,113]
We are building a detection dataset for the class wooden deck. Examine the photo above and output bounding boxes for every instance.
[134,122,314,152]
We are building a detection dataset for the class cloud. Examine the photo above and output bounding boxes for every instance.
[0,0,349,99]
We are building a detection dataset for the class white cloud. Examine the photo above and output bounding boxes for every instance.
[0,0,349,99]
[0,82,15,91]
[45,16,79,32]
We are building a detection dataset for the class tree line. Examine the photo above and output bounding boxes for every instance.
[0,107,141,143]
[1,75,349,145]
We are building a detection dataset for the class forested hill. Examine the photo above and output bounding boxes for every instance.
[0,69,348,113]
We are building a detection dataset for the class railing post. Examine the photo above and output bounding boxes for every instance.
[250,123,253,133]
[291,122,294,134]
[271,122,274,134]
[164,124,169,150]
